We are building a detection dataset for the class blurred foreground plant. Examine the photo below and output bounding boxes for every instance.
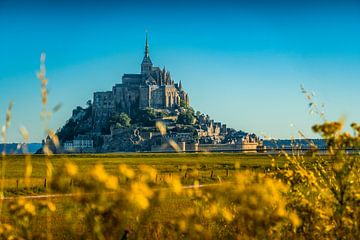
[277,121,360,240]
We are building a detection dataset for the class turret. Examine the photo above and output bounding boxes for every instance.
[162,66,166,85]
[166,71,171,85]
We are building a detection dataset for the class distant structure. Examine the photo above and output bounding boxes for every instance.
[93,34,189,132]
[64,135,94,153]
[56,34,263,153]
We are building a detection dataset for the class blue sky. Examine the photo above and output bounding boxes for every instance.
[0,0,359,142]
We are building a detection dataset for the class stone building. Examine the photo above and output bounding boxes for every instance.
[93,35,189,131]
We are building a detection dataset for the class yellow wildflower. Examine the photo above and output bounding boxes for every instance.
[222,208,234,222]
[118,164,135,179]
[24,202,36,216]
[91,164,108,182]
[105,175,119,190]
[65,162,78,177]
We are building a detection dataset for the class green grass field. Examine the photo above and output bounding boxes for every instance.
[0,153,288,196]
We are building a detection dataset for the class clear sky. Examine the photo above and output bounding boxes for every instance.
[0,0,359,142]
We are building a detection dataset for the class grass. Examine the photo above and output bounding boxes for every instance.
[0,152,290,196]
[0,191,197,239]
[0,153,310,239]
[0,152,355,239]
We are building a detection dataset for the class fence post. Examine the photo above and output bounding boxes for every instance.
[226,169,229,177]
[16,179,19,190]
[44,178,47,188]
[210,170,214,178]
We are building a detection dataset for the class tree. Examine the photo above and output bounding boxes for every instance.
[57,119,77,143]
[131,109,157,126]
[177,111,195,125]
[111,112,131,128]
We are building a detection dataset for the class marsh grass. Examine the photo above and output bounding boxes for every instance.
[0,153,287,196]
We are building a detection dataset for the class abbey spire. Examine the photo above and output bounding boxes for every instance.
[141,33,153,74]
[145,33,149,58]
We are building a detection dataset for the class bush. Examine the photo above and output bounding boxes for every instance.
[177,110,195,125]
[111,112,131,128]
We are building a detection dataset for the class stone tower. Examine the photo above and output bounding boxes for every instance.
[141,34,153,74]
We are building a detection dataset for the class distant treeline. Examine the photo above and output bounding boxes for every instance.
[0,143,42,154]
[263,139,327,150]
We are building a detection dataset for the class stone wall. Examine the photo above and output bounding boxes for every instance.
[150,142,259,152]
[151,86,165,109]
[93,91,116,131]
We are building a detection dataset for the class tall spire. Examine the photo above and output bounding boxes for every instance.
[145,33,149,58]
[141,32,153,74]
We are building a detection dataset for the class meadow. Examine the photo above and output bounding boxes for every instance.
[0,153,286,239]
[0,140,358,240]
[0,153,286,196]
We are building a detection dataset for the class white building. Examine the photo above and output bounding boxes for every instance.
[63,135,94,152]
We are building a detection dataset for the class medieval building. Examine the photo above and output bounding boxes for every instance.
[92,35,189,131]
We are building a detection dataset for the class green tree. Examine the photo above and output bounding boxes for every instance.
[177,111,195,125]
[111,112,131,128]
[131,109,157,126]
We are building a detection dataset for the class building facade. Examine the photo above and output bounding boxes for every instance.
[64,135,94,153]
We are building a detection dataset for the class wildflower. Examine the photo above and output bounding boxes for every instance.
[47,202,57,212]
[65,162,78,177]
[90,164,108,182]
[119,164,135,179]
[105,176,119,190]
[129,182,154,209]
[222,208,234,222]
[165,176,182,194]
[194,224,204,232]
[0,224,13,235]
[289,212,301,227]
[271,158,276,168]
[133,194,149,209]
[178,220,187,232]
[138,165,157,180]
[24,202,36,216]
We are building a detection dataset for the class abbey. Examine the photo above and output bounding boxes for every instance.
[56,35,262,153]
[92,35,189,131]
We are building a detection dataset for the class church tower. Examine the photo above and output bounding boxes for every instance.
[141,34,153,74]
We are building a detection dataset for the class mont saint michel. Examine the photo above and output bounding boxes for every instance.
[54,36,261,153]
[2,2,359,238]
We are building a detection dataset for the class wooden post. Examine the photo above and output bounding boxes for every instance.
[210,170,214,178]
[226,169,229,177]
[44,178,47,188]
[16,179,19,190]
